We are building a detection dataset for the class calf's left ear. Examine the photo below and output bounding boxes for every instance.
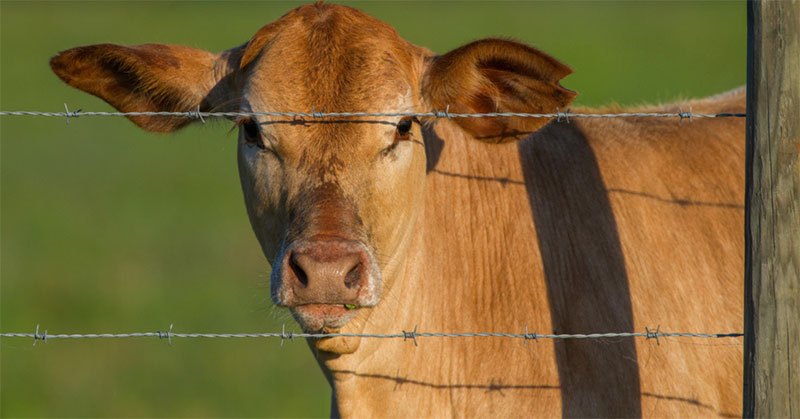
[50,43,239,132]
[422,38,576,143]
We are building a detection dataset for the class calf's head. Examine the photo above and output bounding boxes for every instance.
[50,4,574,340]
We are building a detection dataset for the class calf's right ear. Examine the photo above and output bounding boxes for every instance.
[422,38,576,143]
[50,43,241,132]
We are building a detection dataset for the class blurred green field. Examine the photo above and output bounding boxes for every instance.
[1,1,744,417]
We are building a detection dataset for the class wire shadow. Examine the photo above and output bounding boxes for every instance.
[641,392,739,418]
[329,369,561,393]
[430,169,526,186]
[606,188,744,209]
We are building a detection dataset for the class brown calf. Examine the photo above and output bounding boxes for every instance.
[51,3,744,417]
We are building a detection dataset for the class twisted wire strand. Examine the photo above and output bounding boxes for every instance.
[0,110,746,120]
[0,329,744,343]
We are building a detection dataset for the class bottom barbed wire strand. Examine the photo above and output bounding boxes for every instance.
[0,328,744,343]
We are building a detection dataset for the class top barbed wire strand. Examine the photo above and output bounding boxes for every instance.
[0,110,747,120]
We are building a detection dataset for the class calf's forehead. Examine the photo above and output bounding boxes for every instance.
[240,5,425,113]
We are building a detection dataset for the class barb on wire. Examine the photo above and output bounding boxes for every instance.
[403,326,419,346]
[523,325,537,346]
[435,105,451,119]
[0,325,744,345]
[33,324,47,346]
[62,103,81,124]
[156,323,174,345]
[645,325,661,345]
[0,109,747,120]
[556,108,570,123]
[188,106,205,124]
[280,324,294,347]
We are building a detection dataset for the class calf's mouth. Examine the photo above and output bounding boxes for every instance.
[290,303,361,332]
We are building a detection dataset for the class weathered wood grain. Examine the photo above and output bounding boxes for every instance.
[744,0,800,417]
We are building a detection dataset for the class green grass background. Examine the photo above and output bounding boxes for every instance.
[1,1,744,417]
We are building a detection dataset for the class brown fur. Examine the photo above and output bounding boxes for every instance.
[50,3,744,417]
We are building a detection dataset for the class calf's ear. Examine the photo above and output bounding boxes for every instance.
[422,38,576,143]
[50,44,240,132]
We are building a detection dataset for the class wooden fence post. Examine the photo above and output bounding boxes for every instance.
[744,0,800,417]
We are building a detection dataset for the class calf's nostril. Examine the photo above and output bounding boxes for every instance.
[344,262,362,289]
[289,253,309,287]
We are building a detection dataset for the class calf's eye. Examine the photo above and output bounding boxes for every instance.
[241,119,264,149]
[396,117,413,136]
[383,117,416,157]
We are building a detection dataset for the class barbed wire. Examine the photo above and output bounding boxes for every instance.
[0,107,747,122]
[0,325,743,346]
